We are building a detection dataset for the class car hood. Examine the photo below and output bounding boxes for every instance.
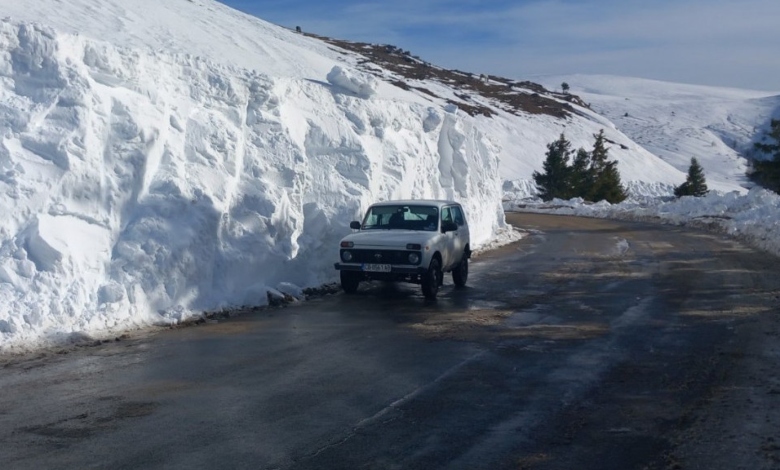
[342,230,438,248]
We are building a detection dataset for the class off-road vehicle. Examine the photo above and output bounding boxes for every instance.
[334,200,471,299]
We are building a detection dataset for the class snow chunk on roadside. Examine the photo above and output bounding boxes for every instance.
[326,65,377,98]
[276,282,305,301]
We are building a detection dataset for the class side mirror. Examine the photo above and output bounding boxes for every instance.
[442,221,458,233]
[349,221,361,230]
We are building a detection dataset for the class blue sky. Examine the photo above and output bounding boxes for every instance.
[221,0,779,91]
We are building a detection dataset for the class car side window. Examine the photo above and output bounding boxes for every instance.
[452,206,465,226]
[441,207,453,224]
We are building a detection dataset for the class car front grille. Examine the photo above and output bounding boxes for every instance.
[342,249,421,265]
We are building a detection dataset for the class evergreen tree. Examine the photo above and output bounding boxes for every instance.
[754,119,780,159]
[674,157,709,197]
[534,130,627,203]
[589,129,609,174]
[588,130,627,203]
[561,82,570,94]
[750,119,780,193]
[570,147,593,197]
[533,133,573,201]
[594,161,628,203]
[751,160,780,193]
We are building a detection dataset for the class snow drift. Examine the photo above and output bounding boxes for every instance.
[326,66,378,98]
[0,19,504,351]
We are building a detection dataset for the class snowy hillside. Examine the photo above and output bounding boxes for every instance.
[0,0,509,351]
[538,75,780,193]
[306,37,690,197]
[1,0,346,78]
[1,0,777,352]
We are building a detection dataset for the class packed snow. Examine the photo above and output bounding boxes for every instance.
[326,66,378,99]
[0,0,778,353]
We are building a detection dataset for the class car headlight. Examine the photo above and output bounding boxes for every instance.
[408,252,420,264]
[341,250,353,262]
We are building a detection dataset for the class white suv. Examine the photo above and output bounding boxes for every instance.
[334,200,471,299]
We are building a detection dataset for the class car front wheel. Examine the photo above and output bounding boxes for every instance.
[340,271,360,294]
[453,256,468,287]
[421,258,441,299]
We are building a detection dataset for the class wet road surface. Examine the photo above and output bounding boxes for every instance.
[1,213,780,469]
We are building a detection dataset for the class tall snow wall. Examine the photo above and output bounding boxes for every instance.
[0,22,504,351]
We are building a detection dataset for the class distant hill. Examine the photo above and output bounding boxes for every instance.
[537,75,780,193]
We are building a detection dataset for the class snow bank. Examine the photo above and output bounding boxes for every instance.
[505,188,780,259]
[2,0,346,80]
[326,66,378,98]
[0,21,505,352]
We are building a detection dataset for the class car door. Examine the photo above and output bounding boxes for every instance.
[440,206,458,270]
[450,205,468,263]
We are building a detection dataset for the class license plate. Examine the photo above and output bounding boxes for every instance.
[362,263,391,272]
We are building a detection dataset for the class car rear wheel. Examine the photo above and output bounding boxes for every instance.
[340,271,360,294]
[453,256,468,287]
[421,258,441,299]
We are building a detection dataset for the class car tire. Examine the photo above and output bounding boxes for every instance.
[453,255,468,287]
[340,271,360,294]
[421,258,441,300]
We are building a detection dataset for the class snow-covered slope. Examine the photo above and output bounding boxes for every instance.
[538,75,780,193]
[1,0,344,79]
[312,40,690,197]
[0,1,507,351]
[476,105,686,198]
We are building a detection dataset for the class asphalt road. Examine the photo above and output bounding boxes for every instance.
[2,213,779,470]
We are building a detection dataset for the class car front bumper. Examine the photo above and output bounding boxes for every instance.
[334,263,427,275]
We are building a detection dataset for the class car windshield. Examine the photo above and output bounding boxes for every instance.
[361,205,439,231]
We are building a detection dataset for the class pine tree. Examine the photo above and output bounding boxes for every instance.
[588,130,627,203]
[674,157,709,197]
[751,119,780,193]
[534,131,627,203]
[595,161,628,203]
[533,133,573,201]
[570,147,593,198]
[561,82,570,94]
[754,119,780,159]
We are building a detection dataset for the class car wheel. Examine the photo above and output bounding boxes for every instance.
[453,256,468,287]
[340,271,360,294]
[421,258,441,299]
